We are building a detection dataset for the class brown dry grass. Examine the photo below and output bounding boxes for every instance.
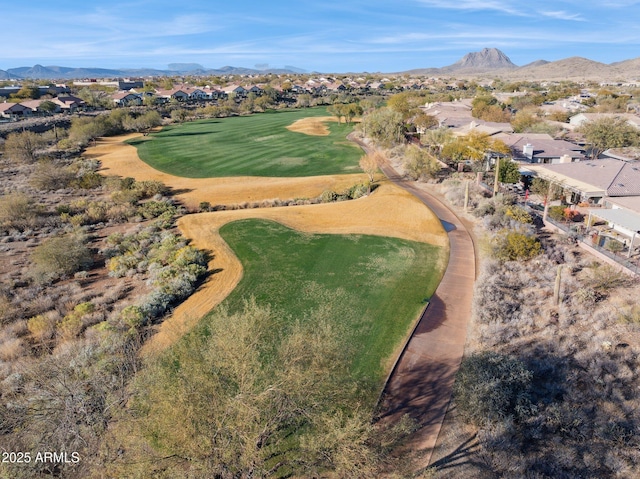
[142,182,447,355]
[87,133,366,209]
[285,115,339,136]
[87,133,448,356]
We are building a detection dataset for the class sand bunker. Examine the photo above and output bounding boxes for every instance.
[286,116,339,136]
[85,133,447,356]
[88,134,365,209]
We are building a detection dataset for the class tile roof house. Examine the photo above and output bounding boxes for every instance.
[526,158,640,203]
[0,102,32,119]
[52,95,85,112]
[19,99,61,114]
[495,133,586,164]
[569,112,640,128]
[112,92,142,106]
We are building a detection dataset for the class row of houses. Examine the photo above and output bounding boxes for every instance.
[0,95,85,119]
[109,77,439,107]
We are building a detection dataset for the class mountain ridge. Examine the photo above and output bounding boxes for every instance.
[2,48,640,80]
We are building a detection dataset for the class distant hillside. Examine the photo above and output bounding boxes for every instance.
[404,49,640,80]
[508,57,612,80]
[1,64,307,79]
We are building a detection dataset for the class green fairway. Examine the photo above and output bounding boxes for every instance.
[215,219,445,382]
[133,219,447,475]
[127,108,363,178]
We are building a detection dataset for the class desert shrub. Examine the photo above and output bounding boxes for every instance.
[585,264,634,291]
[492,230,542,261]
[57,302,95,340]
[4,130,47,163]
[0,294,18,325]
[605,238,624,253]
[72,171,104,189]
[618,305,640,326]
[119,305,147,331]
[0,193,38,230]
[321,190,338,203]
[346,183,369,199]
[199,201,211,212]
[27,313,57,342]
[110,189,141,205]
[454,351,536,427]
[133,180,168,198]
[548,205,566,222]
[137,200,177,220]
[30,159,75,190]
[505,206,533,224]
[30,234,93,282]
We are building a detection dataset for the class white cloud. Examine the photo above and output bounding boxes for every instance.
[414,0,528,15]
[539,10,586,21]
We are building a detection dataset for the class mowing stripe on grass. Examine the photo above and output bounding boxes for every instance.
[128,108,362,178]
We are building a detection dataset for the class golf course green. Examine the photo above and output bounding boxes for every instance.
[127,108,363,178]
[214,218,446,381]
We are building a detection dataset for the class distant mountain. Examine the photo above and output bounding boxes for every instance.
[509,57,612,80]
[1,64,308,79]
[402,48,640,80]
[404,48,517,75]
[167,63,205,72]
[519,59,550,69]
[444,48,517,72]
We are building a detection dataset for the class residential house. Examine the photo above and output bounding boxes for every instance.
[20,99,62,115]
[155,88,189,102]
[569,112,640,129]
[0,102,32,119]
[525,158,640,205]
[222,85,247,98]
[497,133,585,164]
[246,85,264,96]
[52,95,85,112]
[112,92,142,107]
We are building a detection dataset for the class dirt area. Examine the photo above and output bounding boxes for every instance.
[285,115,339,136]
[87,133,366,209]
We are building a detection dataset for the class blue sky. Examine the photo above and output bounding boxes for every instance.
[3,0,640,72]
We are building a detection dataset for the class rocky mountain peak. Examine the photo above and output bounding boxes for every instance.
[450,48,517,70]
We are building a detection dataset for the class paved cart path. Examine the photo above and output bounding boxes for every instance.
[350,136,476,468]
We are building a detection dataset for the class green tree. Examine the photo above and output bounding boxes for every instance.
[123,302,393,478]
[578,116,640,159]
[498,159,521,184]
[11,84,40,100]
[404,144,440,180]
[39,100,58,115]
[360,107,404,147]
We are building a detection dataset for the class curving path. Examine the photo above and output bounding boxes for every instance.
[351,136,476,468]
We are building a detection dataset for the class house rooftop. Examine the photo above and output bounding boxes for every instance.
[530,158,640,197]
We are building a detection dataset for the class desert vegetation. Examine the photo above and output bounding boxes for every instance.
[99,218,446,478]
[425,178,640,479]
[0,124,209,478]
